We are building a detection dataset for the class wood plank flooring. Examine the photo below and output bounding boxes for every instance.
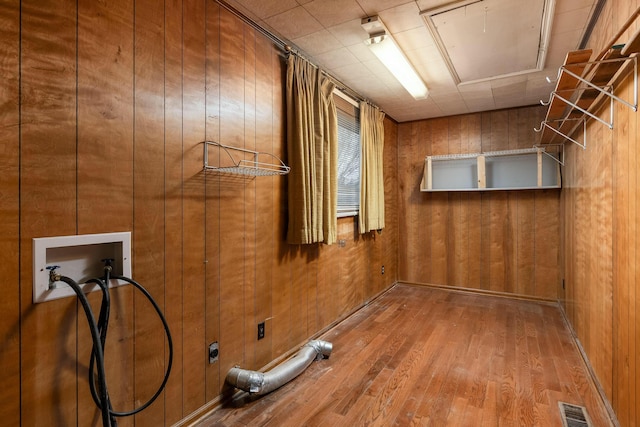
[197,284,612,426]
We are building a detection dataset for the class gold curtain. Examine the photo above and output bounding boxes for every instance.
[286,55,338,245]
[359,102,385,234]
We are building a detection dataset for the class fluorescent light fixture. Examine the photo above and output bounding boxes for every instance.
[362,16,428,100]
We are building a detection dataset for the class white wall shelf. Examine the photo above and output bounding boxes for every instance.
[420,148,561,192]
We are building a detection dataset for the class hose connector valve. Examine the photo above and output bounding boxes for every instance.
[46,265,62,288]
[101,258,115,273]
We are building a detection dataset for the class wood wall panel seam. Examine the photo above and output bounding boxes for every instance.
[0,0,21,425]
[163,0,186,422]
[181,0,207,415]
[20,0,80,424]
[204,0,222,404]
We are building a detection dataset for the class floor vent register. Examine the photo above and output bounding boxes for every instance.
[559,402,593,427]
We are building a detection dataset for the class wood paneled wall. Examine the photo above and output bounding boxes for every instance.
[562,1,640,426]
[0,1,398,425]
[0,1,20,425]
[397,106,561,300]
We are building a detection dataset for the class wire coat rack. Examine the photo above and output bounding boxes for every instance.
[203,141,290,177]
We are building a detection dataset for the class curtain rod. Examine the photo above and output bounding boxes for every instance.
[214,0,379,110]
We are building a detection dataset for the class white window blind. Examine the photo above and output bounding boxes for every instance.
[335,91,360,217]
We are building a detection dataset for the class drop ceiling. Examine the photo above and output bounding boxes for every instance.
[223,0,599,123]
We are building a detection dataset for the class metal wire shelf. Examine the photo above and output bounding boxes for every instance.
[427,147,544,161]
[203,141,290,176]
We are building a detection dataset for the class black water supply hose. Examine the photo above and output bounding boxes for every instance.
[98,259,174,417]
[47,266,113,427]
[86,271,114,425]
[47,259,173,427]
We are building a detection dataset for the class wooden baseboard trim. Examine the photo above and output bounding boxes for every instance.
[557,303,620,427]
[172,395,225,427]
[397,280,558,304]
[173,282,397,427]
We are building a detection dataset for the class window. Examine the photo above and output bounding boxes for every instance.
[334,90,360,217]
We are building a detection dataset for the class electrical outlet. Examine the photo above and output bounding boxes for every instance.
[562,279,565,290]
[381,265,385,275]
[209,342,219,363]
[258,322,265,340]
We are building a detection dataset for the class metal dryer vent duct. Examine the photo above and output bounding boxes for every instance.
[226,340,333,395]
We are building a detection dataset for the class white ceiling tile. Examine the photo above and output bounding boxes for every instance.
[302,0,366,27]
[430,91,464,100]
[292,29,342,55]
[315,47,360,69]
[525,75,555,100]
[431,92,467,110]
[438,103,470,116]
[524,80,563,110]
[555,0,597,14]
[378,2,424,33]
[393,100,444,121]
[415,0,450,12]
[370,86,405,102]
[356,0,414,17]
[346,42,377,62]
[362,58,393,76]
[462,99,495,112]
[232,0,300,19]
[490,74,528,89]
[342,75,392,99]
[546,27,584,61]
[378,71,406,89]
[264,6,324,40]
[341,77,377,95]
[408,46,456,88]
[458,80,493,94]
[393,26,435,51]
[552,7,592,34]
[493,85,530,109]
[332,62,378,81]
[327,19,371,46]
[492,80,527,99]
[465,98,497,112]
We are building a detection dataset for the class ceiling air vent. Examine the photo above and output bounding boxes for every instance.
[558,402,593,427]
[420,0,556,85]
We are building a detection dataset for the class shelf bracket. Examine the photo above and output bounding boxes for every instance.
[534,118,587,150]
[550,90,614,129]
[534,143,565,166]
[560,55,638,112]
